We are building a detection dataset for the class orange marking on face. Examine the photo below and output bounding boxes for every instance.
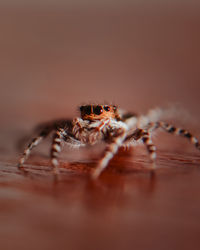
[80,105,118,120]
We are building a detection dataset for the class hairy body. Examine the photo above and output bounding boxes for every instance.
[18,104,200,179]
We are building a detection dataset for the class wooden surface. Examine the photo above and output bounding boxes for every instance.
[1,2,200,250]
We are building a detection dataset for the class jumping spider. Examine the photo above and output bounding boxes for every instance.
[18,104,200,179]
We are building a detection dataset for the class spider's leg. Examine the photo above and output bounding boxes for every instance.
[18,129,51,170]
[51,129,64,175]
[92,128,127,179]
[141,130,157,169]
[148,122,200,150]
[125,128,157,169]
[50,128,85,176]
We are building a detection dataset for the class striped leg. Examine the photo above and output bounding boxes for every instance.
[148,122,200,150]
[18,129,50,170]
[141,131,157,169]
[51,129,64,175]
[92,128,127,179]
[125,128,157,169]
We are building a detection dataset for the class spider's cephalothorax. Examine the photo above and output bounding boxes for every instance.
[18,105,200,179]
[80,104,119,120]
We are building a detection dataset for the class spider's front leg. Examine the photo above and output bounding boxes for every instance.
[92,126,127,179]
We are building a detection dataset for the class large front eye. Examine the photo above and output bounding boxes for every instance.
[94,105,103,115]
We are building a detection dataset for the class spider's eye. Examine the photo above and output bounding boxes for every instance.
[113,105,117,111]
[104,106,111,112]
[94,105,103,115]
[80,105,91,115]
[84,105,92,115]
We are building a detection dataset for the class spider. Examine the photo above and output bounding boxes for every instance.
[18,104,200,179]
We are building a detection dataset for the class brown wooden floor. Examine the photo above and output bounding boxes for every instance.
[1,2,200,250]
[1,141,200,250]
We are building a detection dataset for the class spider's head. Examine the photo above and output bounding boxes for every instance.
[79,105,118,120]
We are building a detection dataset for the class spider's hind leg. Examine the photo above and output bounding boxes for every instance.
[50,129,64,176]
[18,128,51,171]
[50,128,85,177]
[125,128,157,170]
[149,121,200,151]
[141,131,157,167]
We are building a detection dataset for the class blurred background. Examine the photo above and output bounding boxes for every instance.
[0,2,200,250]
[0,0,200,128]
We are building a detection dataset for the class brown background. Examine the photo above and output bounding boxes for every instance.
[0,1,200,250]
